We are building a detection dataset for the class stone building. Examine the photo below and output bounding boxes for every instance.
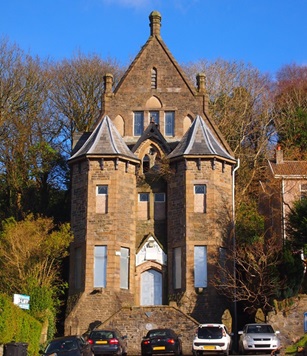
[260,145,307,244]
[65,11,237,339]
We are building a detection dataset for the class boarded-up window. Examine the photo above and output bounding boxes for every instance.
[74,247,82,290]
[194,184,206,213]
[138,193,149,220]
[173,247,182,289]
[194,246,207,288]
[154,193,166,220]
[96,185,108,214]
[120,247,130,289]
[94,246,107,288]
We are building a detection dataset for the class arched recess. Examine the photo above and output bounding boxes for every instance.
[183,115,193,135]
[145,96,162,109]
[113,115,125,136]
[137,141,164,174]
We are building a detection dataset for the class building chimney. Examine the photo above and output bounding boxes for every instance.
[149,11,161,37]
[104,73,113,95]
[196,73,206,93]
[275,144,283,164]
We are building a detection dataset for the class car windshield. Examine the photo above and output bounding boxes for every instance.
[46,340,78,353]
[246,325,274,334]
[147,330,170,338]
[91,331,115,339]
[198,327,223,339]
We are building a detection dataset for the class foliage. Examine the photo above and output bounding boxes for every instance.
[286,198,307,250]
[0,293,42,356]
[277,247,304,298]
[236,200,265,244]
[0,214,73,337]
[273,64,307,159]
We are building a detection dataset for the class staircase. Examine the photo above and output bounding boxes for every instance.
[92,305,199,355]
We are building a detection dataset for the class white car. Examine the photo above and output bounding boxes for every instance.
[192,323,232,356]
[238,323,281,354]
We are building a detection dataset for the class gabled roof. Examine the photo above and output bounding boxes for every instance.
[114,11,196,96]
[69,115,139,163]
[269,160,307,178]
[132,122,171,154]
[167,115,236,162]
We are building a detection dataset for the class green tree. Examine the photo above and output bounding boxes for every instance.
[0,214,73,336]
[286,198,307,249]
[273,64,307,159]
[0,37,68,220]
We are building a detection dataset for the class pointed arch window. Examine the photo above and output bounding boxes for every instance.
[151,67,157,89]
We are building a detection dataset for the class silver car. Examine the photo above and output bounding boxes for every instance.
[238,323,281,354]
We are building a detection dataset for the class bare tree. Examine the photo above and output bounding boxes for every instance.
[212,234,282,315]
[183,59,275,200]
[48,53,124,154]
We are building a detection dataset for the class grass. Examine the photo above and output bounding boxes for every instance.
[285,335,307,354]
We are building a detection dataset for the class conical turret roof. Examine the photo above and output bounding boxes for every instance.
[69,116,139,162]
[167,115,235,162]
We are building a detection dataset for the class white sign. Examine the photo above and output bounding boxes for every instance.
[13,294,30,310]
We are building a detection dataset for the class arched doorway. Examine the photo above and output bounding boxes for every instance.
[141,269,162,305]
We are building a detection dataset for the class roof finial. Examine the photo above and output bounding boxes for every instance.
[149,11,162,37]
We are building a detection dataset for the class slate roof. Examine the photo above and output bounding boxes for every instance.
[69,116,139,162]
[167,115,236,162]
[269,160,307,177]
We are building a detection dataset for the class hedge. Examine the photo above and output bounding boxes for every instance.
[0,293,42,355]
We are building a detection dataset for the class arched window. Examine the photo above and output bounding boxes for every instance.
[151,67,157,89]
[143,154,150,173]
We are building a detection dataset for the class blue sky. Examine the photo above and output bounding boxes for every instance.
[1,0,306,75]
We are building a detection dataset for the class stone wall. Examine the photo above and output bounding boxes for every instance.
[268,295,307,350]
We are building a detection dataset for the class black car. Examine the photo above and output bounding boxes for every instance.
[40,335,93,356]
[88,329,128,355]
[141,328,182,355]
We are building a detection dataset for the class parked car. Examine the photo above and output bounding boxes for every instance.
[40,335,93,356]
[141,328,182,355]
[88,329,128,355]
[238,323,281,354]
[192,323,232,356]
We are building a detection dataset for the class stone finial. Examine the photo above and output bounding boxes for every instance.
[196,73,206,93]
[149,11,162,37]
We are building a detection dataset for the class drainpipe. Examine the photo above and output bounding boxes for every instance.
[232,159,240,351]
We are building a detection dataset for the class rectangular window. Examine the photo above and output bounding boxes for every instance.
[134,111,144,136]
[301,184,307,200]
[94,246,107,288]
[165,111,175,136]
[149,111,159,125]
[96,185,108,213]
[173,247,182,289]
[138,193,150,220]
[154,193,165,202]
[194,184,207,213]
[154,193,166,220]
[74,247,82,290]
[194,246,207,288]
[120,247,130,289]
[139,193,149,202]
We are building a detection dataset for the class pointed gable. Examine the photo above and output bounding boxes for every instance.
[69,115,139,163]
[112,11,197,98]
[132,122,171,154]
[167,115,235,162]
